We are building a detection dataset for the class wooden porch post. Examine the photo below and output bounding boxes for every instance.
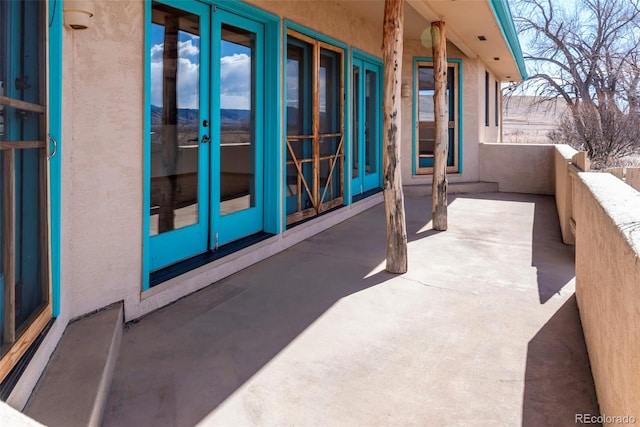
[382,0,408,274]
[431,21,448,231]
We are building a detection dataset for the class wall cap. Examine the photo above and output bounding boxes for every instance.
[578,172,640,256]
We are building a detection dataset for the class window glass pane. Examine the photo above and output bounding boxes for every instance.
[286,39,313,216]
[352,66,359,179]
[319,49,340,134]
[287,42,310,136]
[149,3,201,235]
[365,69,377,175]
[417,63,455,171]
[220,24,256,216]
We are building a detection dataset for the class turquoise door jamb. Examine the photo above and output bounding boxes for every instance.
[49,0,63,316]
[142,0,152,291]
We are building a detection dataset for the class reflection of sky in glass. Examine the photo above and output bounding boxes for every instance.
[287,59,299,108]
[220,40,251,110]
[150,23,251,110]
[319,68,326,112]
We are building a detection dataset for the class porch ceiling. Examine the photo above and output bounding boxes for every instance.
[339,0,526,81]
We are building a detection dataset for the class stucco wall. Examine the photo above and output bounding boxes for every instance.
[478,143,554,195]
[554,145,579,244]
[245,0,382,57]
[574,173,640,420]
[61,0,144,320]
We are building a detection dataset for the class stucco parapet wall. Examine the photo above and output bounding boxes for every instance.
[555,144,579,161]
[578,172,640,255]
[478,143,555,195]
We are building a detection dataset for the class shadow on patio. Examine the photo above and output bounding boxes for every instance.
[103,193,599,426]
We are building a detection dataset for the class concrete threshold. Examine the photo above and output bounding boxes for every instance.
[24,303,123,427]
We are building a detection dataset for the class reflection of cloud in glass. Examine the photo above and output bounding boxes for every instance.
[151,57,200,109]
[178,39,199,58]
[150,33,201,109]
[150,39,200,63]
[220,53,251,110]
[287,59,299,108]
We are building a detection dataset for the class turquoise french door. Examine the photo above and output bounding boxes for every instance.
[149,1,264,271]
[211,11,263,247]
[351,56,381,197]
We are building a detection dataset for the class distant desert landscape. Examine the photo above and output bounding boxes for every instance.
[502,95,566,144]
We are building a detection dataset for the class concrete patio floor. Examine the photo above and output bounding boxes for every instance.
[103,193,599,427]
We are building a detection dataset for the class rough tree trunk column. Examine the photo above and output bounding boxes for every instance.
[431,21,448,231]
[382,0,408,273]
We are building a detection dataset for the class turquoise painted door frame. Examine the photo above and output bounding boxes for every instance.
[351,53,382,197]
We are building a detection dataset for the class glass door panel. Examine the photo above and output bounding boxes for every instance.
[416,62,458,174]
[352,65,360,182]
[363,66,380,191]
[149,1,210,271]
[285,40,313,217]
[213,12,264,246]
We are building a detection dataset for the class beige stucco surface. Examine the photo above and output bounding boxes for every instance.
[60,0,144,320]
[478,143,555,195]
[554,145,579,245]
[574,173,640,421]
[245,0,382,58]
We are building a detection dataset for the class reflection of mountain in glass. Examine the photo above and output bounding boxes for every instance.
[150,105,250,126]
[150,105,251,146]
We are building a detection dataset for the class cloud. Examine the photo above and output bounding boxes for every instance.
[150,39,200,63]
[150,49,253,111]
[150,43,163,62]
[179,39,199,58]
[150,57,200,109]
[220,53,251,110]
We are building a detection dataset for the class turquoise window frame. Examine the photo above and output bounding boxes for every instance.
[283,21,348,231]
[412,57,463,176]
[49,0,62,317]
[350,48,382,201]
[142,0,281,291]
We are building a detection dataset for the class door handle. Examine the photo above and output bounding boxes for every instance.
[202,135,211,144]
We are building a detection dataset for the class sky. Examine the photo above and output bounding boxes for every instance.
[150,23,251,110]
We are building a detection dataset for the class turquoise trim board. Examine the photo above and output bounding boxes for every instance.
[142,0,151,291]
[49,0,63,316]
[412,57,463,176]
[489,0,528,81]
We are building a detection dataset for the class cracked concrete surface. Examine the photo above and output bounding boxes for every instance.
[103,193,599,427]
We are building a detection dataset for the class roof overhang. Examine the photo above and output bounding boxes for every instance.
[340,0,528,82]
